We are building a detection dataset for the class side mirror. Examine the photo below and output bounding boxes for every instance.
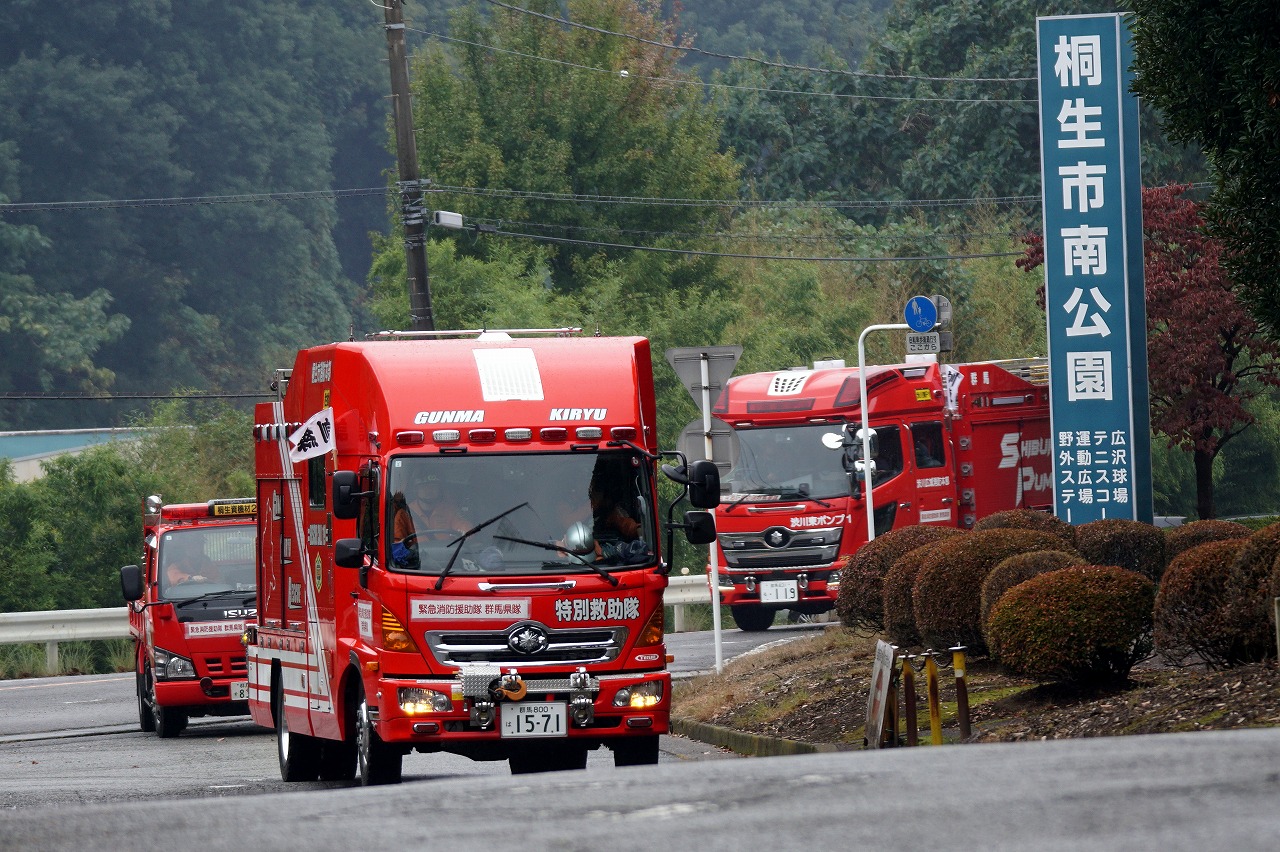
[686,459,721,509]
[856,427,879,458]
[682,511,717,545]
[334,538,364,568]
[332,470,360,520]
[120,565,144,602]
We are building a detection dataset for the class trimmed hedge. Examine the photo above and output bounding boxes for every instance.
[1217,523,1280,663]
[883,535,965,646]
[1153,538,1250,668]
[835,525,963,631]
[980,550,1086,630]
[1163,519,1252,561]
[971,509,1077,549]
[912,529,1069,653]
[986,565,1155,685]
[1074,518,1167,582]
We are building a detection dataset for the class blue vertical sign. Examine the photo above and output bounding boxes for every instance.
[1037,13,1152,524]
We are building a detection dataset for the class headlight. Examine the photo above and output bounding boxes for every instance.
[614,680,664,709]
[399,687,452,715]
[153,648,196,680]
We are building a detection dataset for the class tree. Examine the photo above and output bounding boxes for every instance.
[405,0,741,292]
[1129,1,1280,338]
[1020,185,1280,519]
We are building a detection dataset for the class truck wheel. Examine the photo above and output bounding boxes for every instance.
[356,684,402,785]
[275,682,320,781]
[611,734,659,767]
[147,667,186,738]
[136,669,156,733]
[508,743,589,774]
[731,605,776,632]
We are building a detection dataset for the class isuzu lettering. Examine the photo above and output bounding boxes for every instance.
[120,497,258,736]
[711,355,1051,631]
[245,330,719,784]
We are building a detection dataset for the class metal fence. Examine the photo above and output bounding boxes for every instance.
[0,575,716,671]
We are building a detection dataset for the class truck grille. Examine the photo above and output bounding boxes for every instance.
[425,624,625,666]
[718,525,841,570]
[202,655,247,677]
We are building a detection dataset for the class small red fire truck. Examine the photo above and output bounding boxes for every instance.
[711,356,1051,631]
[245,330,718,784]
[120,496,258,736]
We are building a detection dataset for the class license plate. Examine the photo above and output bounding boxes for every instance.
[759,580,799,603]
[501,702,567,738]
[229,681,249,701]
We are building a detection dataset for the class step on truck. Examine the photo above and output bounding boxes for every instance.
[711,355,1051,631]
[120,496,258,736]
[245,329,719,784]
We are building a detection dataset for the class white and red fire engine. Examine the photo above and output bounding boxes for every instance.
[245,330,718,784]
[710,356,1051,631]
[120,497,257,736]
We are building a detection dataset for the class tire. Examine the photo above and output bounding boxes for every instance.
[356,683,402,786]
[508,743,589,774]
[275,681,320,782]
[731,605,776,632]
[136,668,156,733]
[147,667,187,738]
[611,734,659,767]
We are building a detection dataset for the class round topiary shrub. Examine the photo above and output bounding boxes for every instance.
[986,565,1155,685]
[1163,519,1252,562]
[972,509,1077,549]
[1154,538,1249,667]
[835,525,964,631]
[882,531,965,646]
[1074,518,1167,582]
[1216,523,1280,663]
[912,528,1069,653]
[980,549,1086,630]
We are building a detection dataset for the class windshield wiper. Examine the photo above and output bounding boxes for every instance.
[169,589,238,607]
[493,535,619,586]
[783,488,833,508]
[435,502,529,590]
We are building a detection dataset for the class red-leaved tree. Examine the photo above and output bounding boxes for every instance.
[1019,185,1280,520]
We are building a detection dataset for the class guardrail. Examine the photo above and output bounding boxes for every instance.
[0,576,718,672]
[0,607,131,671]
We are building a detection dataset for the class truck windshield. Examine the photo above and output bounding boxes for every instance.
[157,527,258,600]
[724,423,856,502]
[385,451,657,577]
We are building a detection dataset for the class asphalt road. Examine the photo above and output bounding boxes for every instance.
[6,626,1278,850]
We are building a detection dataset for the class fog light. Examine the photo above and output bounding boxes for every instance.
[614,680,663,709]
[399,687,452,715]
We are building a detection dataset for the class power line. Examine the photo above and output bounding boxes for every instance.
[0,187,388,214]
[407,26,1035,106]
[485,226,1022,263]
[0,394,270,404]
[479,0,1036,84]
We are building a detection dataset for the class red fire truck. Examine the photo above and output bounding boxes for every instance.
[245,330,719,784]
[711,356,1051,631]
[120,497,258,737]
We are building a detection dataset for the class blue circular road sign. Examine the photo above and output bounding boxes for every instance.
[905,296,938,332]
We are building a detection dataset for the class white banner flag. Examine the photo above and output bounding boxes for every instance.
[288,408,335,463]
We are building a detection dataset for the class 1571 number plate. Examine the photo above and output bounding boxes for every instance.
[501,702,567,738]
[230,681,249,701]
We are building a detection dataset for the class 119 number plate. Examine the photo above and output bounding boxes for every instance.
[759,580,799,603]
[501,702,567,738]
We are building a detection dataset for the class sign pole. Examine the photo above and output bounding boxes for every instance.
[858,323,911,544]
[700,353,725,673]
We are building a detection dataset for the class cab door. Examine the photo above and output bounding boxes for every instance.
[908,421,957,526]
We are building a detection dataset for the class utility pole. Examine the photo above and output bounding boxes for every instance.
[382,0,434,331]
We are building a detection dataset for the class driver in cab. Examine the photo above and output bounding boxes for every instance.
[392,477,469,567]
